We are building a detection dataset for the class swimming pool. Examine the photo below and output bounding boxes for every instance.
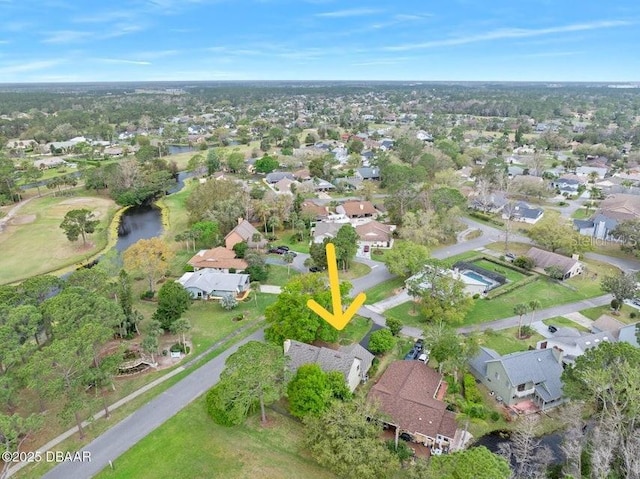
[462,270,494,286]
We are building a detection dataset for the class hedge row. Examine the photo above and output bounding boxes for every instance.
[479,255,533,276]
[463,373,483,404]
[485,274,539,299]
[469,211,505,227]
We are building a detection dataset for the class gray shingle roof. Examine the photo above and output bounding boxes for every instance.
[177,271,249,294]
[526,247,580,275]
[468,347,500,377]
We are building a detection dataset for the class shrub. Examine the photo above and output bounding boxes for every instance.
[169,342,191,354]
[631,312,637,319]
[611,299,620,311]
[519,325,535,337]
[490,411,501,422]
[513,256,535,270]
[369,357,380,376]
[205,385,237,426]
[183,264,195,273]
[386,439,413,462]
[221,293,238,310]
[386,317,403,336]
[372,248,383,256]
[463,373,483,404]
[140,290,155,300]
[472,293,481,299]
[485,275,539,299]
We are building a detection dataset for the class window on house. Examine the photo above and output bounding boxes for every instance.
[517,384,526,392]
[494,372,500,380]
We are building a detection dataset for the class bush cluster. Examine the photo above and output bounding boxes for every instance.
[463,373,483,404]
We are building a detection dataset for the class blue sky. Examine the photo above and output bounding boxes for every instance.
[0,0,638,82]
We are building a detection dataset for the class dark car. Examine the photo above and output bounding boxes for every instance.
[309,266,322,273]
[399,432,413,442]
[268,247,288,255]
[404,348,417,360]
[284,251,297,258]
[277,245,290,252]
[505,252,516,261]
[415,339,424,352]
[548,325,558,333]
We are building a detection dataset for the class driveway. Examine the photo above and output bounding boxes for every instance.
[42,329,266,479]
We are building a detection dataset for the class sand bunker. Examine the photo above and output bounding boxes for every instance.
[10,214,36,225]
[59,197,102,206]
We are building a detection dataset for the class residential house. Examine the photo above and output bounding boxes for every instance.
[33,157,67,169]
[502,201,544,224]
[301,178,335,192]
[469,191,508,213]
[187,247,248,273]
[224,219,267,250]
[355,220,395,248]
[368,361,461,450]
[537,329,615,365]
[6,139,37,150]
[591,314,625,337]
[416,130,434,142]
[283,339,374,392]
[551,176,582,194]
[336,200,378,223]
[356,167,381,181]
[525,247,583,279]
[300,200,330,221]
[274,177,299,194]
[293,168,311,181]
[469,347,564,411]
[311,222,343,244]
[379,139,394,150]
[618,322,640,348]
[574,194,640,240]
[265,171,295,184]
[576,166,608,179]
[507,165,525,177]
[406,266,496,296]
[177,270,250,300]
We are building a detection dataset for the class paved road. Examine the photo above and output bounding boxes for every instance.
[43,329,265,479]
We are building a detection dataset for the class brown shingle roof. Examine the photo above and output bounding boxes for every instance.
[355,220,393,242]
[368,361,458,440]
[597,194,640,221]
[340,200,377,218]
[224,220,267,247]
[301,200,329,219]
[188,247,248,271]
[525,247,580,275]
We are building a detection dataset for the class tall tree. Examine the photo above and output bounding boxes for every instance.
[382,241,430,278]
[529,215,587,254]
[206,148,220,175]
[0,413,42,479]
[334,224,359,271]
[304,399,399,479]
[59,209,100,246]
[286,364,333,419]
[123,238,175,293]
[601,272,638,310]
[170,318,191,349]
[151,280,191,331]
[218,341,287,424]
[406,446,511,479]
[514,303,529,339]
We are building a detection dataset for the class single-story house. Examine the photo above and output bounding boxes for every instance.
[469,347,564,411]
[355,220,395,248]
[283,339,374,392]
[356,167,381,181]
[576,166,608,179]
[618,322,640,348]
[368,361,461,450]
[188,247,248,273]
[177,270,250,300]
[274,177,299,194]
[406,267,491,297]
[6,139,37,150]
[293,168,311,181]
[469,191,508,213]
[416,130,434,142]
[301,178,335,192]
[33,157,67,169]
[300,200,330,221]
[336,200,378,221]
[537,329,615,365]
[551,176,582,194]
[502,201,544,224]
[525,247,583,279]
[311,221,343,244]
[265,171,295,184]
[591,314,625,337]
[379,139,394,150]
[224,219,267,250]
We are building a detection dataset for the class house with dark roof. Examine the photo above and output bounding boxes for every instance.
[176,270,250,300]
[502,201,544,224]
[265,171,295,184]
[224,219,267,250]
[368,361,461,450]
[525,247,582,279]
[618,322,640,348]
[551,176,582,194]
[187,247,248,273]
[469,191,508,213]
[574,194,640,240]
[469,347,564,411]
[356,167,381,181]
[283,339,374,392]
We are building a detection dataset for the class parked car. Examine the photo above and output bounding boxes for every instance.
[418,353,429,363]
[284,251,297,258]
[277,245,290,252]
[363,245,370,253]
[309,266,322,273]
[399,432,413,442]
[505,252,516,261]
[268,247,288,255]
[548,325,558,333]
[632,298,640,307]
[404,348,417,360]
[414,339,424,352]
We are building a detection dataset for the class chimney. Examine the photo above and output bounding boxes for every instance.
[360,204,364,210]
[237,217,244,225]
[571,254,580,260]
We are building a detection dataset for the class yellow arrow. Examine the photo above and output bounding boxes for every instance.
[307,242,367,331]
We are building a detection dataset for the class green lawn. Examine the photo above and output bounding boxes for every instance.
[480,327,544,355]
[272,230,311,254]
[365,277,405,304]
[385,301,424,328]
[543,316,589,332]
[339,316,372,345]
[267,264,300,286]
[580,304,637,324]
[96,398,334,479]
[341,261,372,280]
[0,193,117,285]
[471,259,526,283]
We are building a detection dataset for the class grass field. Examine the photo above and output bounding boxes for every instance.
[365,277,405,304]
[580,304,637,324]
[95,399,334,479]
[339,316,372,345]
[480,327,544,355]
[266,264,300,286]
[0,193,117,284]
[274,232,311,254]
[471,259,526,283]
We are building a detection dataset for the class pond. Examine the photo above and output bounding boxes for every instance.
[115,204,164,252]
[167,144,196,155]
[473,429,565,467]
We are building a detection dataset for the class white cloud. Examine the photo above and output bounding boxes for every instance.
[384,19,633,51]
[42,30,92,44]
[101,23,146,39]
[97,58,152,65]
[316,8,381,18]
[0,59,62,74]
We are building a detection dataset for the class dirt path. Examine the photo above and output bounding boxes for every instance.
[0,194,42,232]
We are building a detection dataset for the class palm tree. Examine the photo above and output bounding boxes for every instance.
[528,299,541,327]
[514,303,529,339]
[250,281,261,307]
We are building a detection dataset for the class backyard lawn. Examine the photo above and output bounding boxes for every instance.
[339,316,372,345]
[96,398,334,479]
[274,230,311,254]
[479,327,544,355]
